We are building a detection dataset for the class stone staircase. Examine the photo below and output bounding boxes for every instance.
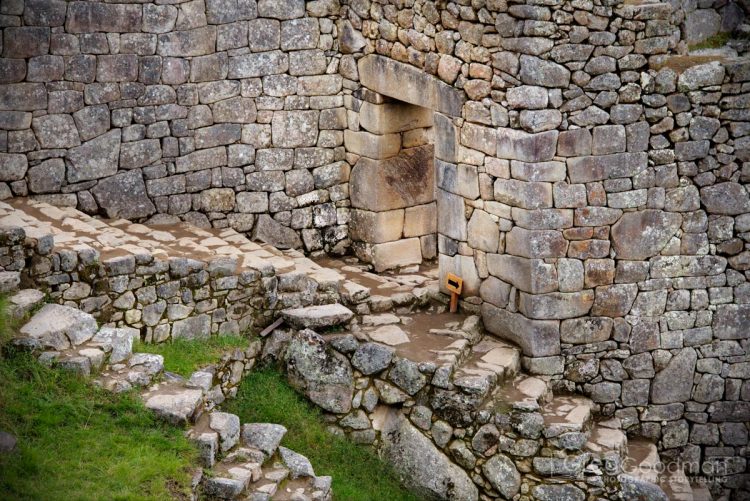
[300,264,714,501]
[5,286,332,501]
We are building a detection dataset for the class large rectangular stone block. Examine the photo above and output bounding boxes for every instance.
[3,27,50,59]
[494,179,552,209]
[496,128,557,162]
[228,50,287,78]
[350,145,435,211]
[372,238,422,272]
[439,253,480,296]
[350,209,404,244]
[0,83,47,111]
[481,303,561,357]
[359,101,433,135]
[436,188,467,241]
[175,147,227,173]
[518,291,594,320]
[403,203,436,237]
[344,130,400,160]
[486,254,558,294]
[505,227,568,258]
[567,152,647,183]
[358,55,464,117]
[158,27,217,57]
[66,2,143,33]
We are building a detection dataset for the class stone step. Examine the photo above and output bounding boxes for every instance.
[280,303,354,329]
[539,394,593,434]
[6,289,45,320]
[486,374,553,415]
[142,381,204,426]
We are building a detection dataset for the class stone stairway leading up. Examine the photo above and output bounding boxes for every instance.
[6,285,332,501]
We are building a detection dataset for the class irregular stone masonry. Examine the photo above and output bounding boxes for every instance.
[0,0,749,498]
[7,294,333,500]
[0,199,359,343]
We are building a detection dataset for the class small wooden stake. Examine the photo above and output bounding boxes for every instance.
[449,292,459,313]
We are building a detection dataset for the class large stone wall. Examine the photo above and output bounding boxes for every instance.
[1,0,749,495]
[0,0,350,254]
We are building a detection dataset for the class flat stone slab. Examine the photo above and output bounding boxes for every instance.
[241,423,288,457]
[144,387,203,425]
[0,271,20,294]
[19,303,98,350]
[369,325,410,346]
[281,303,354,329]
[8,289,45,319]
[279,446,315,479]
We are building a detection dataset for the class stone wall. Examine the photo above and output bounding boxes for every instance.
[0,0,350,254]
[1,0,749,494]
[335,0,750,493]
[0,222,330,344]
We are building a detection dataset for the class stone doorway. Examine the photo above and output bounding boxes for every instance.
[347,56,465,273]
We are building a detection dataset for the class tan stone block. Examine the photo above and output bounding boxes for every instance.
[372,238,422,272]
[358,55,464,117]
[350,209,404,244]
[403,203,436,237]
[402,128,432,148]
[486,254,558,294]
[359,101,433,135]
[350,145,435,211]
[344,129,401,159]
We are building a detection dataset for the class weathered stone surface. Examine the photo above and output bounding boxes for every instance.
[91,327,138,364]
[209,412,240,453]
[281,304,354,330]
[92,170,156,220]
[380,410,478,501]
[351,343,394,375]
[560,317,613,344]
[532,484,585,501]
[172,314,211,341]
[519,55,570,88]
[372,239,423,272]
[618,475,668,501]
[677,62,725,92]
[359,101,433,135]
[712,305,750,340]
[66,2,142,33]
[241,423,287,457]
[257,0,305,19]
[284,329,354,414]
[0,83,47,111]
[350,209,404,244]
[497,128,558,162]
[700,183,750,216]
[358,55,464,117]
[0,154,28,182]
[253,214,302,249]
[67,129,121,183]
[279,446,315,479]
[611,210,682,260]
[591,284,638,317]
[518,291,594,320]
[350,146,435,211]
[228,50,288,78]
[158,27,217,57]
[20,304,98,350]
[505,227,567,258]
[272,111,319,148]
[144,388,203,426]
[483,454,521,499]
[487,255,557,294]
[651,348,697,404]
[482,303,560,357]
[31,115,80,149]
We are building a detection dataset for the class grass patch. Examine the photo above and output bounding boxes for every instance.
[223,369,418,501]
[0,351,196,501]
[134,335,250,377]
[690,32,731,51]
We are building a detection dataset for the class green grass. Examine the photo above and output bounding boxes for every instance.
[690,32,731,50]
[223,369,419,501]
[0,351,196,500]
[134,335,250,377]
